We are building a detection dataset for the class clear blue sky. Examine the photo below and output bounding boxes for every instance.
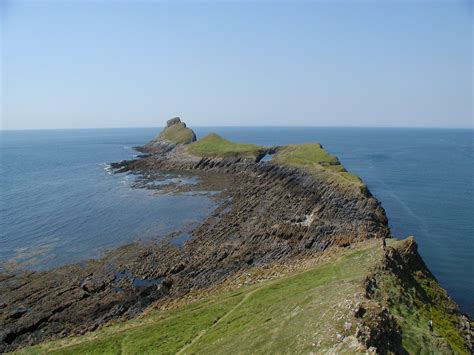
[1,0,472,129]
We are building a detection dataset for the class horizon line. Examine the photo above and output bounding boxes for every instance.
[1,125,473,132]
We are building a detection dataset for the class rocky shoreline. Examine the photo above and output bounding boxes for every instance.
[0,118,452,352]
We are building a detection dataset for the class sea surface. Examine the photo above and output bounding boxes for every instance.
[0,129,216,271]
[1,127,472,316]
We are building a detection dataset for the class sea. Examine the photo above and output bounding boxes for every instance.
[0,127,472,316]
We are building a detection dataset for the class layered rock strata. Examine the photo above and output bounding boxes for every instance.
[0,119,389,352]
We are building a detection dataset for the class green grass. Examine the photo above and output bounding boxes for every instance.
[273,144,339,166]
[159,123,196,144]
[17,295,245,355]
[273,144,363,186]
[187,133,265,159]
[18,243,381,355]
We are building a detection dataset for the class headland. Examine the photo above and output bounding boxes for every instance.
[1,118,471,353]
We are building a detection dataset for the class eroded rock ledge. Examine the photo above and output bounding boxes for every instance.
[0,118,390,352]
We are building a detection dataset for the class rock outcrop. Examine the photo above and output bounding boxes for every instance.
[360,238,473,353]
[140,117,196,153]
[166,117,182,127]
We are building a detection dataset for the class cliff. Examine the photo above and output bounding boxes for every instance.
[1,118,471,353]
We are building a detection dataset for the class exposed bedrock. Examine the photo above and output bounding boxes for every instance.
[123,153,390,251]
[0,134,389,352]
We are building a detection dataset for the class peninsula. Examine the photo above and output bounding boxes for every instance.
[1,118,471,354]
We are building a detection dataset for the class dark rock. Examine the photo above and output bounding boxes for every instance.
[7,308,28,320]
[354,304,367,318]
[167,117,181,127]
[161,278,172,290]
[355,302,405,354]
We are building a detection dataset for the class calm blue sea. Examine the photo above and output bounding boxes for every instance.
[1,127,472,315]
[0,129,216,271]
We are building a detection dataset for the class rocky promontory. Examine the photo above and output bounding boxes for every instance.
[1,118,471,353]
[139,117,196,154]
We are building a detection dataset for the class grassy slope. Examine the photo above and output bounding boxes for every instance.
[273,144,363,187]
[369,240,470,354]
[17,240,469,355]
[159,123,195,144]
[187,133,265,159]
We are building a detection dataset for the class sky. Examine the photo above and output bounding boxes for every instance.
[0,0,472,129]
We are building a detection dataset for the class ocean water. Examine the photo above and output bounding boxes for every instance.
[0,127,472,316]
[0,129,216,270]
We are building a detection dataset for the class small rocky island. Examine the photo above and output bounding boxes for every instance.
[1,118,472,353]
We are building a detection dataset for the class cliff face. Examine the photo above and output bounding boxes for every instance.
[362,238,473,353]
